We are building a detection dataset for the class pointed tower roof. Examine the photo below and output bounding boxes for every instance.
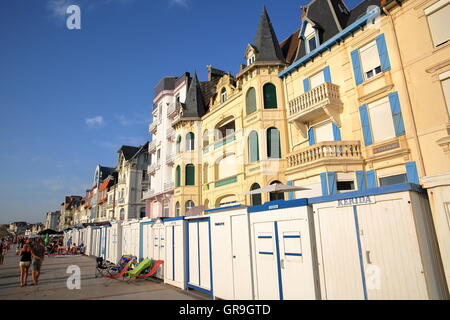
[182,72,206,118]
[253,7,285,63]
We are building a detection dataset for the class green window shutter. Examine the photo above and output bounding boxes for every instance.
[185,164,195,186]
[246,88,257,115]
[267,127,281,159]
[175,166,181,187]
[263,83,278,109]
[248,131,259,163]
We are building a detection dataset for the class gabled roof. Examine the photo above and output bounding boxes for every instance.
[118,146,140,161]
[252,7,285,63]
[182,72,207,118]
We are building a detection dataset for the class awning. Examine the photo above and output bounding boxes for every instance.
[243,183,310,195]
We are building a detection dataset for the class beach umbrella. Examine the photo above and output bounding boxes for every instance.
[44,233,49,246]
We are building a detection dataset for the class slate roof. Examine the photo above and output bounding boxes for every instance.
[252,7,285,63]
[182,72,207,118]
[118,146,140,161]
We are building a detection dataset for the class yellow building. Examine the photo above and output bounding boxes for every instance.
[171,8,290,215]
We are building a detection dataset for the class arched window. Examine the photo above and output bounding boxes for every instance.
[176,135,182,153]
[175,166,181,187]
[203,130,209,148]
[175,202,180,217]
[203,163,208,184]
[269,180,285,201]
[139,207,146,219]
[119,208,125,221]
[263,83,278,109]
[248,131,259,163]
[246,87,257,115]
[185,200,195,212]
[267,127,281,158]
[186,132,195,151]
[185,164,195,185]
[220,87,227,103]
[250,183,262,206]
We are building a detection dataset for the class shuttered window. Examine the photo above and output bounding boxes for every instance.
[175,166,181,187]
[425,1,450,47]
[185,164,195,186]
[310,71,325,89]
[263,83,277,109]
[246,87,257,115]
[248,131,259,163]
[368,97,396,143]
[267,127,281,158]
[360,41,382,80]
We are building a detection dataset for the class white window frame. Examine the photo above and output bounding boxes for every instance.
[314,121,334,143]
[439,70,450,118]
[425,0,450,47]
[367,96,396,143]
[359,40,382,81]
[247,55,255,66]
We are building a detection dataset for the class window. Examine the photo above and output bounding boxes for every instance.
[203,130,209,148]
[176,135,182,153]
[309,71,325,89]
[336,180,355,192]
[314,122,334,143]
[215,120,235,141]
[379,173,407,187]
[175,202,180,217]
[139,207,146,219]
[119,208,125,221]
[250,183,262,206]
[269,181,284,201]
[185,200,195,212]
[186,132,195,151]
[263,83,277,109]
[185,164,195,185]
[425,0,450,47]
[360,41,382,80]
[157,149,161,161]
[247,55,255,66]
[308,36,317,52]
[440,71,450,117]
[246,88,257,115]
[304,23,317,53]
[248,131,259,163]
[141,188,147,199]
[220,88,227,103]
[163,200,169,217]
[367,97,396,143]
[175,166,181,187]
[142,170,148,181]
[267,127,281,158]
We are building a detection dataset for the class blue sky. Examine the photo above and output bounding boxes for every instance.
[0,0,364,224]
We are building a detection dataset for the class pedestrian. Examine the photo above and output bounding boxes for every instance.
[18,240,32,287]
[31,238,45,286]
[0,238,4,265]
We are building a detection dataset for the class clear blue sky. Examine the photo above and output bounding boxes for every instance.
[0,0,364,224]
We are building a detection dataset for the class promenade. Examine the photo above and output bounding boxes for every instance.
[0,250,205,300]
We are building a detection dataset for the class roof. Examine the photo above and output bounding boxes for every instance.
[182,72,207,118]
[99,178,111,192]
[118,145,141,161]
[252,7,285,63]
[280,28,300,64]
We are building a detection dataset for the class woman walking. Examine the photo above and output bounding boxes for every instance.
[19,240,32,287]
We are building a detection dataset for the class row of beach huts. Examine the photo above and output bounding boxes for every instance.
[64,183,449,300]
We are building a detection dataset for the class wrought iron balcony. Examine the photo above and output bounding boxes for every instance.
[287,141,362,170]
[288,82,342,125]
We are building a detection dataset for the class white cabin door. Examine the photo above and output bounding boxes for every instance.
[231,215,253,299]
[165,226,174,281]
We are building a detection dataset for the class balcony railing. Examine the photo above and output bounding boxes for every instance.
[148,121,158,134]
[287,141,362,169]
[164,181,174,191]
[143,189,155,199]
[166,128,175,140]
[166,153,175,165]
[148,140,156,153]
[148,161,160,174]
[288,82,342,123]
[117,198,125,204]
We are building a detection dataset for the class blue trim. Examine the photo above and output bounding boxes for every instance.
[140,221,154,225]
[197,222,200,286]
[204,204,243,213]
[163,216,185,222]
[187,284,213,296]
[186,218,190,287]
[332,123,341,141]
[320,172,328,196]
[139,222,144,261]
[285,253,303,257]
[274,222,283,300]
[208,219,213,298]
[287,180,294,200]
[247,198,308,213]
[375,33,391,72]
[308,127,315,146]
[351,49,364,85]
[172,225,175,281]
[258,236,272,239]
[309,183,424,204]
[283,235,300,239]
[259,251,274,255]
[356,171,366,191]
[405,161,420,185]
[279,9,379,78]
[359,104,373,146]
[323,66,331,83]
[327,172,337,195]
[353,206,368,300]
[366,170,377,189]
[303,78,310,92]
[388,92,405,137]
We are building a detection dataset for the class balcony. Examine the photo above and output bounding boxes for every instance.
[166,153,175,165]
[168,102,182,119]
[214,134,236,149]
[143,189,155,199]
[148,162,160,174]
[164,181,174,191]
[148,140,156,153]
[166,128,175,140]
[287,141,363,170]
[117,198,125,204]
[288,82,343,134]
[148,121,158,134]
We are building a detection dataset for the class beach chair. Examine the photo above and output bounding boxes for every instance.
[127,258,152,279]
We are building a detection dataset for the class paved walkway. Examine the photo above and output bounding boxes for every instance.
[0,250,206,300]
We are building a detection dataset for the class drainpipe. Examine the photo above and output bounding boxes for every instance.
[383,4,427,177]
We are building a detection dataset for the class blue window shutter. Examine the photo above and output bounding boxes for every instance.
[332,123,341,141]
[351,49,364,85]
[356,171,366,190]
[303,78,310,92]
[376,33,391,72]
[287,180,294,200]
[366,170,377,189]
[308,127,315,146]
[327,172,337,195]
[388,92,405,137]
[320,173,328,196]
[323,66,331,83]
[405,162,420,184]
[359,104,373,146]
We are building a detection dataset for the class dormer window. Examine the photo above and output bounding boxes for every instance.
[247,55,255,66]
[303,22,319,54]
[220,87,227,103]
